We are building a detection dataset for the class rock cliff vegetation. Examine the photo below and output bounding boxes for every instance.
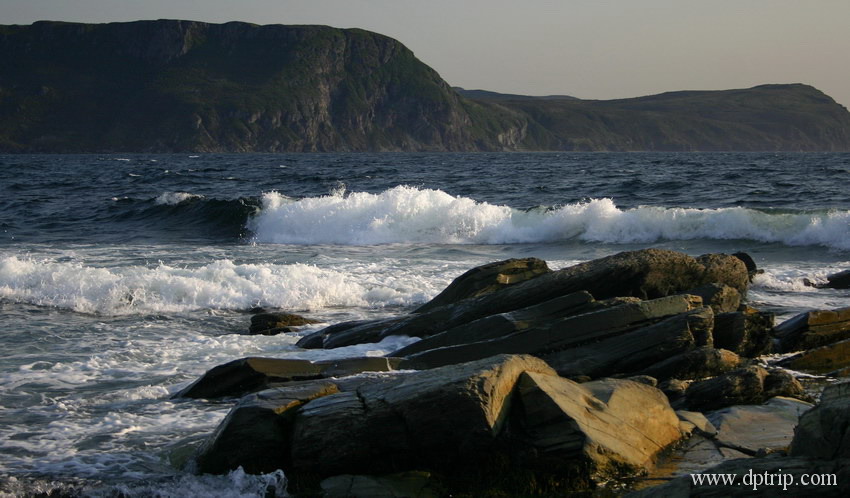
[2,20,849,152]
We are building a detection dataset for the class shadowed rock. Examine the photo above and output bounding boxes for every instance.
[248,312,320,335]
[638,346,743,382]
[773,306,850,353]
[298,249,750,350]
[289,355,555,476]
[683,366,807,411]
[713,306,774,357]
[778,338,850,376]
[398,295,704,372]
[790,380,850,459]
[392,291,597,358]
[708,397,813,455]
[413,257,550,313]
[195,380,340,474]
[682,283,741,314]
[543,306,712,379]
[173,356,401,399]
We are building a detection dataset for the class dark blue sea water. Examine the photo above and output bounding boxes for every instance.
[2,152,850,496]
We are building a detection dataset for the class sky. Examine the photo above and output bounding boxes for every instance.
[4,0,850,109]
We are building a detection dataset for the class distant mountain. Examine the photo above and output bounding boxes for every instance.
[1,20,849,152]
[453,88,578,101]
[492,84,850,151]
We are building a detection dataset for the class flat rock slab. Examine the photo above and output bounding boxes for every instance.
[708,397,813,454]
[174,356,401,399]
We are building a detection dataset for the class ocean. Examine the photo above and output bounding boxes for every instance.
[2,152,850,496]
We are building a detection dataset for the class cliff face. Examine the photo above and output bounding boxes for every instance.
[0,20,526,152]
[1,20,849,152]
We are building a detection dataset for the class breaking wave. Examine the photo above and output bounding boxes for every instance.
[248,186,850,250]
[0,256,435,315]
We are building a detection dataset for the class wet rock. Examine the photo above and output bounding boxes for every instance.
[683,366,806,411]
[195,380,339,474]
[822,269,850,289]
[413,257,550,313]
[248,312,320,335]
[790,380,850,459]
[399,295,704,371]
[773,306,850,353]
[638,346,743,382]
[173,356,401,399]
[296,317,404,349]
[713,307,774,357]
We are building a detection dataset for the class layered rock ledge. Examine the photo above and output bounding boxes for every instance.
[173,248,850,495]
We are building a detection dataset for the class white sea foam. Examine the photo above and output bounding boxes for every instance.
[0,255,437,315]
[249,186,850,250]
[154,192,204,206]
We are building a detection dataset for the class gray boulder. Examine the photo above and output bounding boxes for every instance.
[391,291,596,357]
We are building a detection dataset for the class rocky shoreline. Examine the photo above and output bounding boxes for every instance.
[175,248,850,496]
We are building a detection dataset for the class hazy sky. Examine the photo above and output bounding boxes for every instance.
[5,0,850,108]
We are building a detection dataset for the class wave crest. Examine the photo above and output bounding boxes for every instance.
[0,256,428,315]
[248,186,850,249]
